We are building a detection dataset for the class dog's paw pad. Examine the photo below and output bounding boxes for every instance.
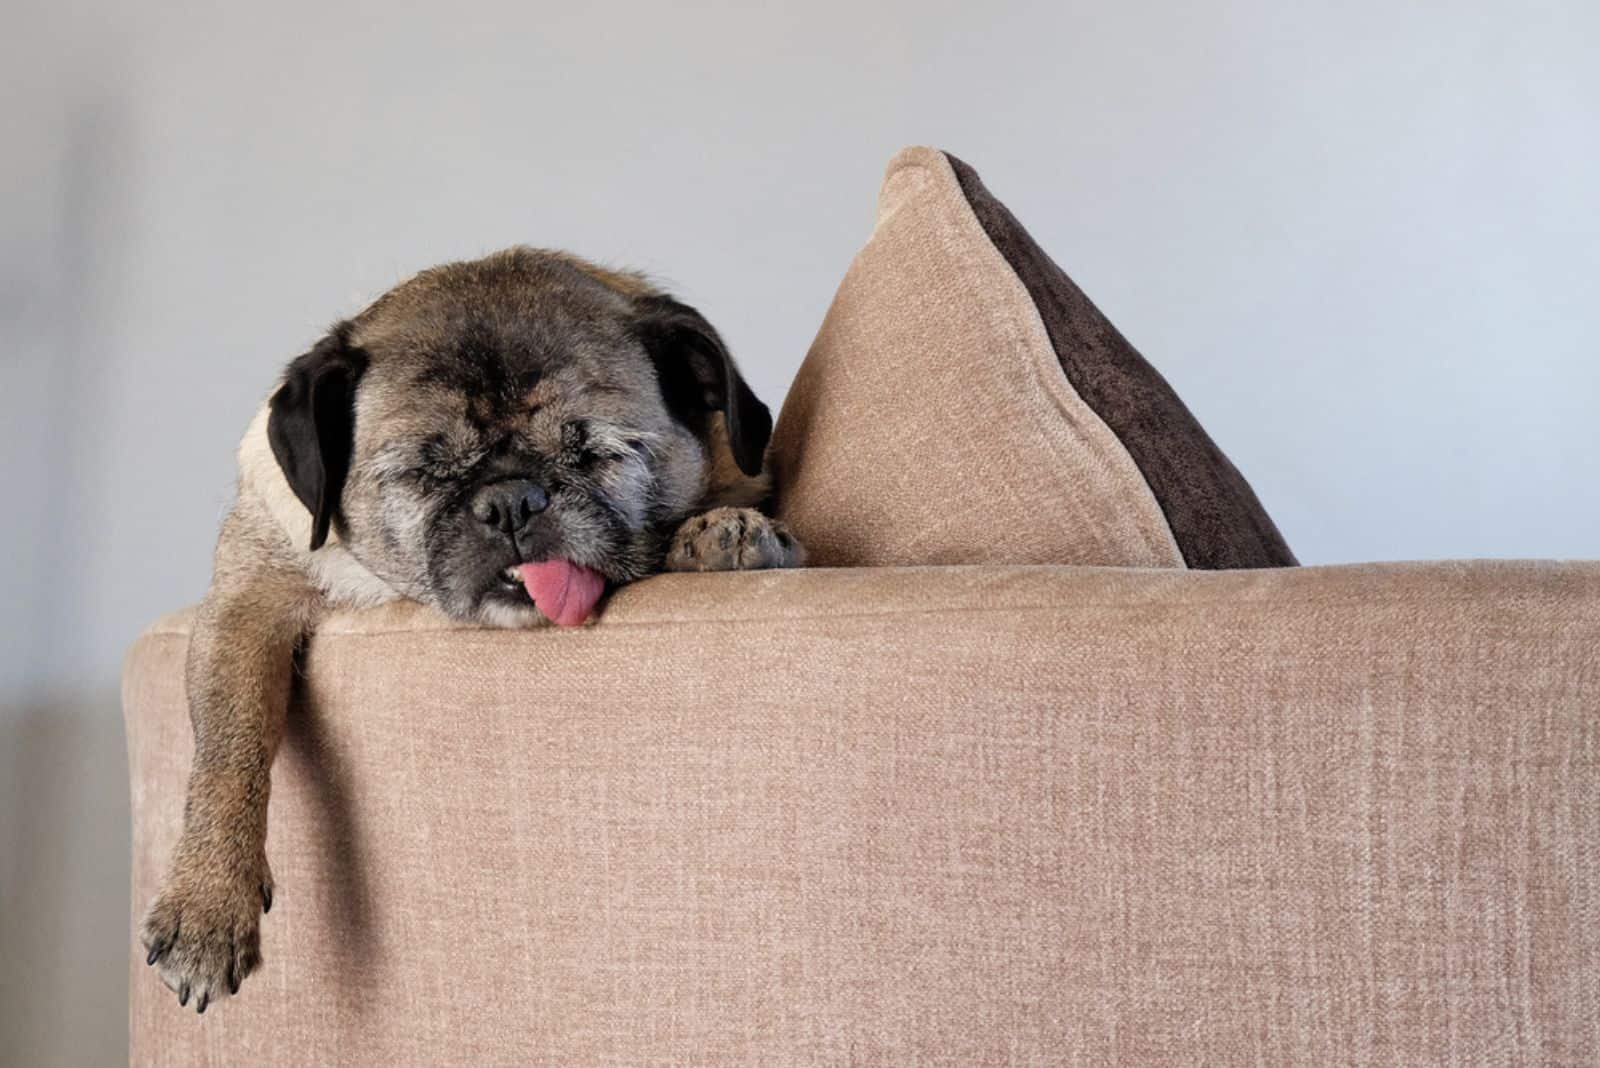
[141,857,271,1012]
[664,508,804,572]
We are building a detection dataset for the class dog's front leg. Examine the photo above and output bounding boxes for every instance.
[141,498,320,1012]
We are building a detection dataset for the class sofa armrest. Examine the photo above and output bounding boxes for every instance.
[125,561,1600,1064]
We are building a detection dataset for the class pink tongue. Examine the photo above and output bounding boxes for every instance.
[518,560,606,627]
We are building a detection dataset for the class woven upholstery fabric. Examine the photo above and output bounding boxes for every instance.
[125,561,1600,1065]
[943,153,1296,569]
[770,148,1186,570]
[772,147,1294,571]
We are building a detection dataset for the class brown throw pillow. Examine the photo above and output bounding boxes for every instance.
[772,147,1295,570]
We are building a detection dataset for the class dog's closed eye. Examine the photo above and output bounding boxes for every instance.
[560,421,663,472]
[560,420,597,469]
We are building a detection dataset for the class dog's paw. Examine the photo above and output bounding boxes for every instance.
[141,848,274,1013]
[663,507,805,572]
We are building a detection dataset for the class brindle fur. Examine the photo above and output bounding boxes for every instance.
[140,248,803,1011]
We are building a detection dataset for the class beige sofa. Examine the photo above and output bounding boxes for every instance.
[125,560,1599,1063]
[125,148,1600,1062]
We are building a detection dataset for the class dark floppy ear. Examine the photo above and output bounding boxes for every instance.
[266,322,368,551]
[634,295,771,476]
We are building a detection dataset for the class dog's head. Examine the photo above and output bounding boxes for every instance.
[263,248,770,626]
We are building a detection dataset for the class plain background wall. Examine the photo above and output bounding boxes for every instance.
[4,1,1595,1061]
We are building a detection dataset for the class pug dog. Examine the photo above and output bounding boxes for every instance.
[138,247,804,1012]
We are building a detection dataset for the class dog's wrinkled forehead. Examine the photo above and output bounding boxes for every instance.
[349,253,661,433]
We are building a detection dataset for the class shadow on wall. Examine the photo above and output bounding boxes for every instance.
[0,695,132,1065]
[0,70,138,1066]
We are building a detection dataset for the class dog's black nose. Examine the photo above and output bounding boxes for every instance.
[471,480,549,534]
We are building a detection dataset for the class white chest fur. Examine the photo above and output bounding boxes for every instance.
[236,404,401,609]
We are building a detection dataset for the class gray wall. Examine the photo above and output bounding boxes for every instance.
[4,1,1595,1061]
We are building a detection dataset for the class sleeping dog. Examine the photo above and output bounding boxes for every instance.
[140,248,804,1012]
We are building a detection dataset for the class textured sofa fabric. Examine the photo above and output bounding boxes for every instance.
[773,147,1294,571]
[944,154,1296,569]
[126,561,1600,1065]
[771,148,1184,570]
